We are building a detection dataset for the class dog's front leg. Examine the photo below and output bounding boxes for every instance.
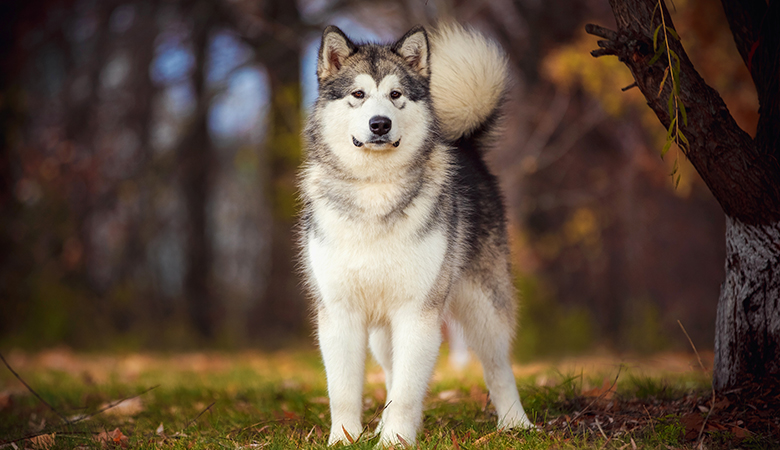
[377,305,442,446]
[317,305,367,445]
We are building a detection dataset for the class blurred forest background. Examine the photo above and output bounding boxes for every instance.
[0,0,759,357]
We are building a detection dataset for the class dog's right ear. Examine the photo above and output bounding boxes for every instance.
[318,26,357,81]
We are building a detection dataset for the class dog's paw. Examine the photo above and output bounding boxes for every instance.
[375,432,413,449]
[498,410,537,431]
[328,424,362,446]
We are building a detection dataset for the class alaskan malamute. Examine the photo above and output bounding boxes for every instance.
[298,23,533,446]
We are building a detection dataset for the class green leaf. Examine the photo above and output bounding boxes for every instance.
[670,49,682,72]
[653,25,663,51]
[662,117,676,158]
[670,158,678,176]
[666,116,677,139]
[678,129,689,146]
[670,67,681,95]
[668,93,675,118]
[665,26,680,41]
[662,138,673,159]
[679,101,688,127]
[649,47,665,65]
[675,174,681,189]
[657,66,670,97]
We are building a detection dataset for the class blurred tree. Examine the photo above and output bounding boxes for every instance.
[587,0,780,390]
[213,0,313,340]
[179,0,218,339]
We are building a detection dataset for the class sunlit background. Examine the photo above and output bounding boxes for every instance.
[0,0,758,357]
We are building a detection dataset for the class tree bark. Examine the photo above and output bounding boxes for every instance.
[715,217,780,390]
[587,0,780,391]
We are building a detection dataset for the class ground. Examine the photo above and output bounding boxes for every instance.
[0,348,777,449]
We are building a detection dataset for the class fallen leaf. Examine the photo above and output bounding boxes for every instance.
[681,413,703,441]
[95,428,128,448]
[342,425,354,444]
[712,397,731,411]
[583,378,616,400]
[0,391,12,411]
[155,423,164,436]
[437,390,458,401]
[100,397,144,417]
[27,433,55,450]
[27,415,45,433]
[472,431,496,446]
[731,425,750,439]
[451,430,460,450]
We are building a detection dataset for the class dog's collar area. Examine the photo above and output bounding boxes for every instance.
[352,136,401,148]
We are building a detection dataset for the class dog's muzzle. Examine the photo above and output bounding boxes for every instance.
[352,136,401,148]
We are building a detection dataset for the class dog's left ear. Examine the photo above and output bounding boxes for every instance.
[392,26,429,77]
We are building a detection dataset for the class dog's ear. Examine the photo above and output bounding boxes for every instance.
[318,26,357,81]
[392,25,429,77]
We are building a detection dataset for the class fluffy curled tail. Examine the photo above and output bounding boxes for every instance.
[429,23,509,142]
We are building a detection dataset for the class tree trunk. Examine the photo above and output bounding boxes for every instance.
[180,0,217,339]
[214,0,310,339]
[715,217,780,390]
[587,0,780,391]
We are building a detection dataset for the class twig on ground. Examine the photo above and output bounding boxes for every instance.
[304,425,316,442]
[296,405,308,449]
[642,404,655,435]
[0,384,159,445]
[81,385,159,423]
[0,352,70,425]
[359,400,391,441]
[183,401,216,430]
[678,320,715,446]
[574,365,624,420]
[594,417,608,440]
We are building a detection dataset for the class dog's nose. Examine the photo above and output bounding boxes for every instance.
[369,116,392,136]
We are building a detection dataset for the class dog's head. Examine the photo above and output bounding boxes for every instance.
[311,26,436,171]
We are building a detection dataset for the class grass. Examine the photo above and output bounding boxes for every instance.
[0,348,756,449]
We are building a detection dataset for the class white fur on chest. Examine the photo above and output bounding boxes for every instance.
[306,182,447,316]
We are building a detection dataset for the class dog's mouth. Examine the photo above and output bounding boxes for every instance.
[352,136,401,149]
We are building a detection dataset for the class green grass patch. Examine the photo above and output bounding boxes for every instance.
[0,350,768,449]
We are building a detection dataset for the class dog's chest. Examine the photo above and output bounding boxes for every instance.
[306,182,447,310]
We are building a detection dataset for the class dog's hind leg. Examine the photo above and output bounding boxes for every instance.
[369,326,393,393]
[368,326,393,436]
[317,305,367,445]
[453,280,534,431]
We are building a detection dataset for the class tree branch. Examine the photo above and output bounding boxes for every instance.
[586,0,780,224]
[719,0,767,76]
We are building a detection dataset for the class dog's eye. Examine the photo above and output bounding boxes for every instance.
[390,90,402,100]
[352,90,365,99]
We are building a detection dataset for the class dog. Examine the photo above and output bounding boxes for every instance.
[298,23,533,446]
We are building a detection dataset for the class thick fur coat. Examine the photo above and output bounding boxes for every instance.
[298,23,533,446]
